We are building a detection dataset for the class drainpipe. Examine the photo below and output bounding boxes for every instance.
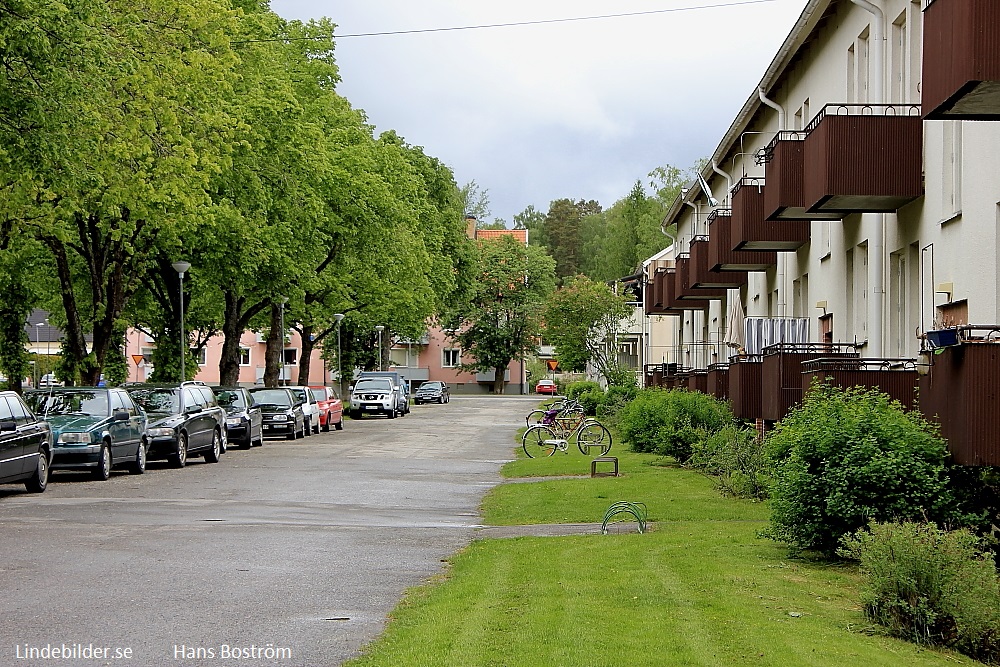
[758,87,788,316]
[852,0,886,356]
[684,200,699,245]
[712,162,733,206]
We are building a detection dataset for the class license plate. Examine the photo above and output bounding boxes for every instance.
[364,404,379,410]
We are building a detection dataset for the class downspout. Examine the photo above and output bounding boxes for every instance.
[758,87,788,316]
[712,162,733,206]
[853,0,885,356]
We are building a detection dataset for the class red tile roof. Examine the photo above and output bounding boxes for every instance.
[475,229,528,245]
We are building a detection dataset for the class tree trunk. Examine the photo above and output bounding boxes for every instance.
[263,303,282,387]
[219,294,244,386]
[492,364,507,394]
[297,323,314,386]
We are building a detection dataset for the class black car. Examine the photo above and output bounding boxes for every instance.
[212,386,263,449]
[25,387,148,480]
[414,381,451,405]
[0,390,52,493]
[247,387,305,440]
[127,382,226,468]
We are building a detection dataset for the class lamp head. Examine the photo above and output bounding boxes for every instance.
[171,261,191,276]
[375,325,385,332]
[333,313,345,324]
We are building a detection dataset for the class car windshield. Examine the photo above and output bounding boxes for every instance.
[310,388,327,401]
[288,388,307,402]
[214,390,246,409]
[249,389,291,407]
[27,390,109,416]
[420,382,443,391]
[354,379,391,392]
[129,388,179,413]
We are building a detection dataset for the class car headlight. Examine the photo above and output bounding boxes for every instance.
[271,414,288,422]
[58,432,92,444]
[147,427,176,437]
[226,418,242,427]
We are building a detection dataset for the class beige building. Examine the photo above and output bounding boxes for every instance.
[643,0,1000,464]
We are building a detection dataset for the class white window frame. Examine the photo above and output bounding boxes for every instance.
[442,348,461,368]
[239,347,251,366]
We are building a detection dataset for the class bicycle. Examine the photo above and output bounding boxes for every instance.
[521,403,612,458]
[525,396,571,427]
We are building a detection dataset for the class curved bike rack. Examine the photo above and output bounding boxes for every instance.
[601,501,647,535]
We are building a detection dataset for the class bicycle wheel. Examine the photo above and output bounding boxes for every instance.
[522,425,559,458]
[577,421,612,456]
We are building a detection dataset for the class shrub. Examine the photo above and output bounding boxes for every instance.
[766,383,963,557]
[618,389,733,462]
[565,381,602,399]
[576,389,606,416]
[598,384,638,422]
[840,521,1000,663]
[690,425,771,500]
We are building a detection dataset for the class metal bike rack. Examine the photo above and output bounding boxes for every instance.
[601,501,647,535]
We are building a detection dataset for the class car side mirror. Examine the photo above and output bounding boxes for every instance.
[185,405,203,414]
[0,419,16,432]
[113,410,130,422]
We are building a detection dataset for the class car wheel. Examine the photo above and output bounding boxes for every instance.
[252,429,263,447]
[387,407,396,419]
[219,431,227,454]
[286,426,296,441]
[438,397,444,404]
[322,413,331,432]
[92,442,112,481]
[297,419,306,438]
[129,440,147,475]
[24,447,49,493]
[170,433,188,468]
[204,429,221,463]
[239,434,252,450]
[334,416,343,431]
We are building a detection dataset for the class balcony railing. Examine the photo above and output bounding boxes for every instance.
[802,104,923,213]
[728,354,763,421]
[761,133,842,221]
[801,357,919,408]
[686,368,708,394]
[707,205,778,270]
[728,178,809,253]
[690,234,746,288]
[761,343,860,421]
[922,0,1000,120]
[919,325,1000,465]
[707,362,729,401]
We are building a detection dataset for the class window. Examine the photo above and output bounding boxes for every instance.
[196,347,207,366]
[283,348,298,366]
[442,349,461,368]
[239,347,251,366]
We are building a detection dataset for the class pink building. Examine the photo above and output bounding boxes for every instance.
[123,329,327,387]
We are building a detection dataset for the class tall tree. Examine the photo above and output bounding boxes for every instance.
[452,235,556,393]
[544,198,601,280]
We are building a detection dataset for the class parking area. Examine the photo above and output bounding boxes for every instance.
[0,396,535,666]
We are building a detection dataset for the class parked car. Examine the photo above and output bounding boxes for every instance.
[25,387,147,479]
[535,379,558,395]
[212,386,263,449]
[247,387,305,440]
[414,381,450,405]
[348,377,400,419]
[286,386,319,435]
[357,371,410,415]
[0,390,52,493]
[309,386,344,432]
[126,382,226,468]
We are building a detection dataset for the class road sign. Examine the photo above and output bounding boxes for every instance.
[545,359,559,371]
[131,354,145,366]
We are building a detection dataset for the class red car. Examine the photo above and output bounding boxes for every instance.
[309,386,344,431]
[535,379,559,395]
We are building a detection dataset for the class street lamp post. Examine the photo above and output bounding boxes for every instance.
[171,261,191,382]
[34,322,43,387]
[375,325,385,372]
[333,313,344,389]
[278,297,288,385]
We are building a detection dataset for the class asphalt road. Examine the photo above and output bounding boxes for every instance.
[0,395,536,666]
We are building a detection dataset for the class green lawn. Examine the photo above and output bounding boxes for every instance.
[345,432,974,667]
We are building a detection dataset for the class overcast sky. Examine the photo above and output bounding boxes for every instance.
[268,0,804,224]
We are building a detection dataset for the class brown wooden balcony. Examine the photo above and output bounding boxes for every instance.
[760,135,841,221]
[802,105,923,213]
[690,234,746,288]
[674,255,725,304]
[922,0,1000,120]
[729,355,763,420]
[919,326,1000,465]
[730,178,812,251]
[801,357,919,409]
[707,362,729,401]
[661,267,711,312]
[686,369,708,394]
[707,207,777,270]
[761,343,859,422]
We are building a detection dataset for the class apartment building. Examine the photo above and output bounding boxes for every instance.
[645,0,1000,464]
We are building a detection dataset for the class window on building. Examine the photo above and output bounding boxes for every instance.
[442,348,461,368]
[196,347,207,366]
[240,347,251,366]
[283,348,297,366]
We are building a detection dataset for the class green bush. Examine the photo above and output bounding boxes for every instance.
[598,384,638,423]
[690,425,771,500]
[840,521,1000,663]
[565,381,602,399]
[618,389,733,463]
[576,389,605,417]
[766,383,964,557]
